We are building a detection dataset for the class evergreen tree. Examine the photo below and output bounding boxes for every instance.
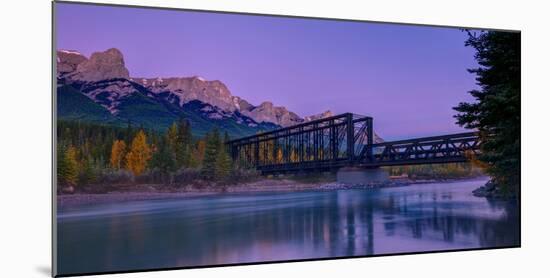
[125,120,134,145]
[150,136,177,182]
[215,132,233,180]
[166,122,178,151]
[176,118,192,168]
[223,132,230,146]
[190,139,206,168]
[454,30,520,195]
[125,130,152,176]
[201,129,221,180]
[79,157,97,185]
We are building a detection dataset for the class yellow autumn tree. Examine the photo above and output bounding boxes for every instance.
[276,148,283,164]
[258,142,266,164]
[125,130,152,176]
[465,150,488,170]
[259,140,276,164]
[290,149,299,162]
[110,140,127,170]
[63,145,79,186]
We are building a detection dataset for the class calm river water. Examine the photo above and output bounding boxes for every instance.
[57,178,519,275]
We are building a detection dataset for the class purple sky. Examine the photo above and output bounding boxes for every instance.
[55,2,481,140]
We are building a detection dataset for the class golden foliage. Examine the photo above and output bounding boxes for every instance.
[276,148,283,163]
[465,150,488,170]
[258,140,275,164]
[110,140,127,170]
[125,130,152,176]
[64,145,79,186]
[290,149,299,162]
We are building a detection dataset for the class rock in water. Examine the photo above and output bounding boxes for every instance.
[472,180,505,198]
[61,185,75,194]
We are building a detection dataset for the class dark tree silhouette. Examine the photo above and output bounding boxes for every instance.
[454,30,520,196]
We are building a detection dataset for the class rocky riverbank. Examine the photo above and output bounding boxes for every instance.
[57,177,486,209]
[472,179,517,199]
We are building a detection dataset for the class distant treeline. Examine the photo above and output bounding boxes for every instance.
[385,163,484,180]
[56,120,255,189]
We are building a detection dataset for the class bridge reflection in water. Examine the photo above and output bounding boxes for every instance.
[227,113,482,174]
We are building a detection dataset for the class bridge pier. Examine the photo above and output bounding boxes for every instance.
[336,167,389,184]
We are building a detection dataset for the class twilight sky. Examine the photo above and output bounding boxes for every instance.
[55,2,481,140]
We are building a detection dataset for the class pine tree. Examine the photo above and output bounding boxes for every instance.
[125,130,152,176]
[201,129,221,180]
[190,139,206,168]
[176,118,192,168]
[454,31,520,195]
[125,120,133,145]
[110,140,127,170]
[150,136,177,182]
[79,157,97,185]
[167,123,178,150]
[215,132,233,180]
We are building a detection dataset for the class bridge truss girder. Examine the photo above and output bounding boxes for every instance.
[226,113,481,175]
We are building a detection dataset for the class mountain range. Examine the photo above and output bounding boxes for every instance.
[56,48,380,140]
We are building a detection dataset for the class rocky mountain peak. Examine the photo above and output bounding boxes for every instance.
[304,110,334,122]
[240,101,302,127]
[258,101,274,108]
[57,48,130,82]
[133,76,239,112]
[57,50,87,79]
[72,48,130,82]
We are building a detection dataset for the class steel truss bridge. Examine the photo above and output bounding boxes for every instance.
[227,113,482,175]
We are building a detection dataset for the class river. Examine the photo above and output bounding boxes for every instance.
[56,178,519,275]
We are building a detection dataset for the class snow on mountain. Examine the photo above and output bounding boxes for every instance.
[79,79,140,114]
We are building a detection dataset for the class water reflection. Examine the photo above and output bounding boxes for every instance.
[57,179,519,275]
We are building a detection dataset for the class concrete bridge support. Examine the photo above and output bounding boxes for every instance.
[336,167,389,184]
